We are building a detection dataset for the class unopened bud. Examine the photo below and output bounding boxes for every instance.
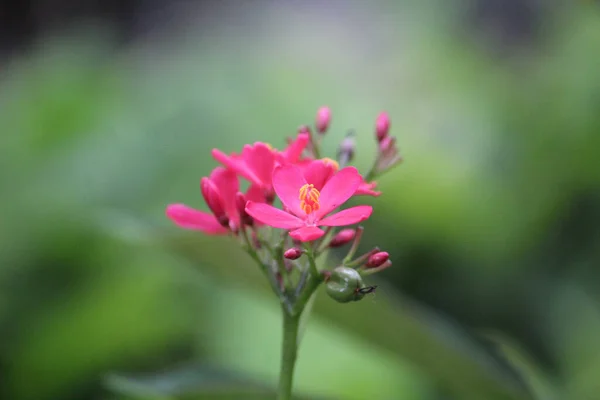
[315,106,331,134]
[379,135,396,154]
[284,248,303,260]
[329,229,356,248]
[201,178,229,227]
[235,192,253,226]
[366,251,389,268]
[375,112,390,142]
[376,135,402,174]
[337,132,355,166]
[298,124,312,137]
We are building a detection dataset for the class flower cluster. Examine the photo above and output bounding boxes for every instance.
[166,107,401,306]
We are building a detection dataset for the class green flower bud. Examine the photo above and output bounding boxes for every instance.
[326,266,366,303]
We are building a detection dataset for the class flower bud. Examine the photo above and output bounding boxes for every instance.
[298,124,312,137]
[315,106,331,134]
[375,112,390,142]
[366,251,389,268]
[201,178,229,227]
[379,136,396,154]
[325,266,366,303]
[329,229,356,248]
[337,132,355,166]
[235,192,253,226]
[284,248,303,260]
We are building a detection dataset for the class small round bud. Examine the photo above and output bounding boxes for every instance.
[375,112,390,142]
[326,266,366,303]
[366,251,389,268]
[284,248,303,260]
[315,106,331,134]
[329,229,356,248]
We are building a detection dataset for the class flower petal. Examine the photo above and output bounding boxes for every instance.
[303,159,336,191]
[355,180,382,197]
[272,164,307,217]
[165,204,227,234]
[242,143,275,187]
[209,167,239,217]
[245,201,304,229]
[289,226,325,242]
[245,183,266,203]
[212,148,261,185]
[319,205,373,227]
[280,133,310,163]
[316,166,362,218]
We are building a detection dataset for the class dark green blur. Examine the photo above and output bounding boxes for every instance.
[1,2,599,399]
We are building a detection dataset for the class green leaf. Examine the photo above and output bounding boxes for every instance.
[480,330,558,400]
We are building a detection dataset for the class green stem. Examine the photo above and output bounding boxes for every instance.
[364,167,377,183]
[303,244,320,277]
[240,227,293,313]
[278,309,300,400]
[292,274,321,315]
[277,245,324,399]
[311,136,321,159]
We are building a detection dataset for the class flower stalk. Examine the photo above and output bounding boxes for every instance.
[278,310,300,400]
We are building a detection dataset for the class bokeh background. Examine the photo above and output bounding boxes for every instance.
[2,1,600,399]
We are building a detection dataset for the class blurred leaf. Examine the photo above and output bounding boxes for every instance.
[99,213,532,400]
[105,365,315,400]
[480,331,559,400]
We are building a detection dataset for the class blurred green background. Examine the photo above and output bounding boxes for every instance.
[2,1,600,399]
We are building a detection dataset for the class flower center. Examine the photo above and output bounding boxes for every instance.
[299,183,320,215]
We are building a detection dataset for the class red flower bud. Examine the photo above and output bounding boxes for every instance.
[366,251,389,268]
[284,248,303,260]
[329,229,356,248]
[375,112,390,142]
[235,192,253,226]
[315,106,331,134]
[201,177,229,227]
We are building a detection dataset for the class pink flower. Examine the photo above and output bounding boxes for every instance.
[212,142,275,193]
[245,164,373,241]
[165,167,264,234]
[212,133,310,200]
[301,158,381,197]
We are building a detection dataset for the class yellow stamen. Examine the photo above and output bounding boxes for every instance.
[299,183,321,215]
